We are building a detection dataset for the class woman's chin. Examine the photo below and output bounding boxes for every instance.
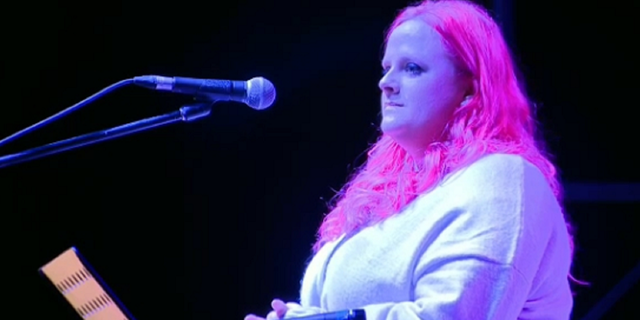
[380,119,405,137]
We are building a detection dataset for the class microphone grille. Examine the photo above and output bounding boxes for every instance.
[246,77,276,110]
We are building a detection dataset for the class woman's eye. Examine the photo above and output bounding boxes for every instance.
[405,63,423,75]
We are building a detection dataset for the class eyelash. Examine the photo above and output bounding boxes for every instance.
[381,63,424,76]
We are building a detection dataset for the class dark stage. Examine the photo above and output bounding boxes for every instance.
[1,0,637,319]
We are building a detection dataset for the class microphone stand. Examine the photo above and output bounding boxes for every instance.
[0,102,212,169]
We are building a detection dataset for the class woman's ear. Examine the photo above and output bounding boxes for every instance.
[461,95,473,106]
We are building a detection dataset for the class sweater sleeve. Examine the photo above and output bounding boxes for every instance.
[357,154,566,320]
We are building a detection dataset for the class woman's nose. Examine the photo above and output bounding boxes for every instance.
[378,71,399,94]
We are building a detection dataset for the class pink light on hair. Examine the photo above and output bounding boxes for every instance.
[314,0,583,284]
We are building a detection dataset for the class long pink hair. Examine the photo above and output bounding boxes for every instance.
[313,0,582,283]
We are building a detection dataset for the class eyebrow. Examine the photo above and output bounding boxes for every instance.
[381,54,424,66]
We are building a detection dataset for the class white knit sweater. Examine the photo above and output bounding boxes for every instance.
[294,154,573,320]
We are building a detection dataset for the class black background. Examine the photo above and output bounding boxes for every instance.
[1,0,638,319]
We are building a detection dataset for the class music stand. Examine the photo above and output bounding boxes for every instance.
[39,247,137,320]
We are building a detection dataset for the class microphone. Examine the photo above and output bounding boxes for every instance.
[286,309,365,320]
[133,75,276,110]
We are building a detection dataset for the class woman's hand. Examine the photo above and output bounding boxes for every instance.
[244,299,288,320]
[244,299,324,320]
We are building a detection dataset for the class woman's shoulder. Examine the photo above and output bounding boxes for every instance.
[441,153,550,195]
[465,153,528,173]
[445,153,527,183]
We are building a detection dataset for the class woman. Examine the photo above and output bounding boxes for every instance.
[246,0,576,319]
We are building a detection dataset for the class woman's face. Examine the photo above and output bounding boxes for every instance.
[379,18,469,156]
